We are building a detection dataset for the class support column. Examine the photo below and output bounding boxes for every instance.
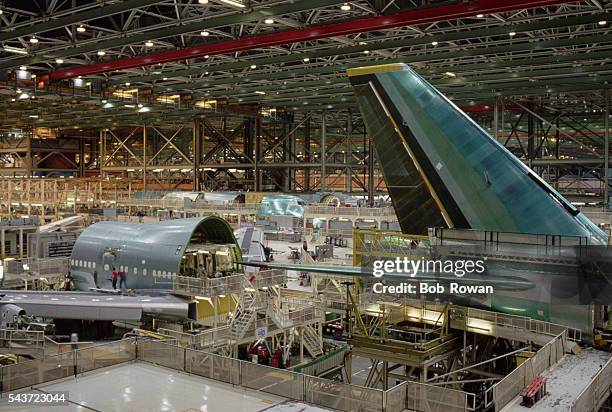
[527,99,535,168]
[368,134,375,207]
[346,110,353,192]
[605,89,610,208]
[321,111,327,191]
[143,125,147,192]
[193,119,202,191]
[304,117,311,191]
[255,118,261,192]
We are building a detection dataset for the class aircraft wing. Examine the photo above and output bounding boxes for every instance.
[0,290,195,321]
[239,261,534,291]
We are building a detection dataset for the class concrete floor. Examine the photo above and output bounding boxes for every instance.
[503,347,611,412]
[0,362,287,412]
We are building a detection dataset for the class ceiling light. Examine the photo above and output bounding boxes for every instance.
[138,107,150,113]
[16,89,22,94]
[363,50,370,54]
[599,20,607,26]
[162,77,168,81]
[31,74,36,79]
[77,25,86,33]
[340,3,351,11]
[255,91,266,95]
[264,18,274,24]
[198,0,209,3]
[445,71,456,77]
[145,41,154,47]
[219,0,245,7]
[19,66,26,71]
[303,57,310,62]
[3,46,28,55]
[509,31,516,36]
[11,98,15,102]
[97,50,106,56]
[124,104,136,108]
[55,58,64,64]
[29,115,38,118]
[250,64,257,69]
[431,41,438,46]
[200,31,210,36]
[476,14,484,18]
[101,99,107,104]
[103,102,114,108]
[125,82,131,86]
[138,103,143,108]
[204,55,209,58]
[29,37,38,44]
[19,93,30,99]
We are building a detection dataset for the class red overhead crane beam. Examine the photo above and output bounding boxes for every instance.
[46,0,578,81]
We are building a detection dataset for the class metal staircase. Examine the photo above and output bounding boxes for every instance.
[229,277,259,341]
[302,324,323,357]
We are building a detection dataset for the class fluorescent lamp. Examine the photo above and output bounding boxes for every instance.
[3,46,28,55]
[77,25,86,33]
[145,41,154,47]
[264,18,274,24]
[97,50,106,56]
[340,3,351,11]
[200,31,210,36]
[55,58,64,64]
[219,0,245,7]
[29,37,38,44]
[431,41,438,46]
[255,91,266,95]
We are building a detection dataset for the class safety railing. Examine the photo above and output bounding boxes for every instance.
[3,257,69,277]
[292,344,348,376]
[157,326,230,350]
[0,338,136,393]
[572,354,612,412]
[165,274,244,297]
[385,380,476,412]
[304,206,397,218]
[249,269,287,289]
[450,306,581,342]
[0,329,45,355]
[138,339,386,412]
[489,330,566,410]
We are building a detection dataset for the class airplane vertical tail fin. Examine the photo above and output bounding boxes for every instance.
[348,63,607,244]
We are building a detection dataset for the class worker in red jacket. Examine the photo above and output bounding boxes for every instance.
[111,267,118,290]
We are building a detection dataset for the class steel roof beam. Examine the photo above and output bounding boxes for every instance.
[0,0,165,42]
[0,0,347,71]
[45,0,581,80]
[114,12,612,87]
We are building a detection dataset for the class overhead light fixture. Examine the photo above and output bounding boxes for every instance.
[137,103,143,108]
[124,104,136,108]
[29,37,38,44]
[204,54,209,58]
[250,64,257,69]
[138,107,150,113]
[340,3,351,11]
[363,50,370,54]
[101,99,107,104]
[16,89,22,94]
[509,31,516,36]
[200,31,210,36]
[28,115,38,118]
[11,98,15,102]
[476,14,484,18]
[97,50,106,56]
[125,82,131,86]
[162,77,168,81]
[264,18,274,24]
[431,41,438,46]
[198,0,209,3]
[19,65,26,71]
[19,93,30,99]
[3,46,28,55]
[145,41,154,47]
[255,91,266,95]
[103,102,114,108]
[55,58,64,64]
[445,71,456,77]
[219,0,245,7]
[77,25,86,33]
[599,20,607,26]
[303,57,310,62]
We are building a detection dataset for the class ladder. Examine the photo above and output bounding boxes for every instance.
[302,324,323,357]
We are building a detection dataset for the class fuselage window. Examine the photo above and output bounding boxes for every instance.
[143,268,147,276]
